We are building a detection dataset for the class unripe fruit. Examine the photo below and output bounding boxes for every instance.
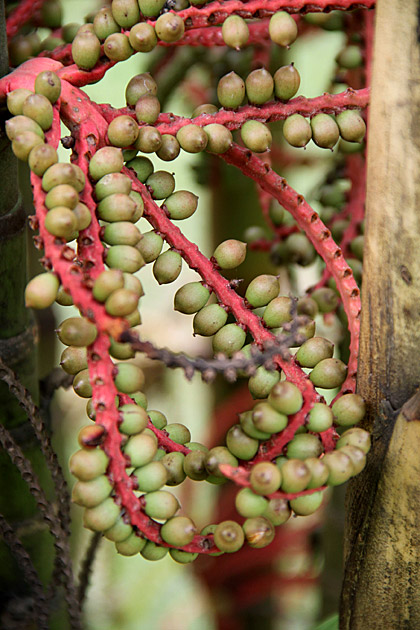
[95,173,132,201]
[298,296,319,318]
[296,337,334,368]
[57,317,97,347]
[116,532,146,556]
[243,516,275,548]
[240,410,270,441]
[274,64,301,100]
[136,230,163,263]
[283,114,312,148]
[248,366,280,400]
[34,71,61,105]
[192,103,219,117]
[205,446,238,478]
[45,184,79,210]
[252,402,288,434]
[165,423,191,445]
[8,36,33,66]
[92,269,124,302]
[287,434,323,460]
[155,13,185,43]
[133,95,160,126]
[44,206,78,240]
[93,7,119,40]
[110,338,135,360]
[56,286,73,306]
[72,475,112,508]
[104,517,132,543]
[25,272,59,309]
[83,498,120,532]
[161,516,196,546]
[153,250,182,284]
[250,462,281,495]
[350,235,364,261]
[262,296,293,328]
[290,491,324,516]
[132,461,168,492]
[268,381,303,415]
[42,163,82,192]
[269,12,298,46]
[309,358,347,389]
[263,498,291,525]
[311,287,339,313]
[127,156,154,183]
[89,147,124,181]
[6,115,44,141]
[129,23,158,52]
[170,549,198,564]
[214,520,244,553]
[105,288,139,317]
[69,448,108,481]
[126,74,157,107]
[305,457,329,488]
[174,282,210,315]
[7,89,33,116]
[332,393,366,427]
[107,115,139,148]
[193,304,227,336]
[176,125,208,153]
[12,132,44,161]
[339,445,366,475]
[140,541,168,561]
[336,110,366,143]
[125,309,141,327]
[336,428,371,454]
[245,68,274,105]
[135,126,162,153]
[246,274,279,307]
[323,451,354,486]
[213,239,246,269]
[311,114,340,149]
[306,403,334,433]
[222,15,249,49]
[336,45,363,69]
[106,245,145,273]
[103,222,141,247]
[111,0,140,28]
[60,346,88,375]
[212,323,246,356]
[72,369,92,398]
[118,405,148,435]
[146,171,175,199]
[72,32,101,70]
[235,488,268,518]
[28,144,58,176]
[124,433,157,467]
[241,120,272,153]
[156,135,180,161]
[217,72,245,109]
[138,0,167,17]
[164,190,198,220]
[204,124,233,154]
[124,273,144,297]
[41,0,62,28]
[144,491,180,520]
[280,459,311,493]
[148,410,167,429]
[114,363,145,393]
[104,33,133,61]
[183,450,208,481]
[226,425,259,460]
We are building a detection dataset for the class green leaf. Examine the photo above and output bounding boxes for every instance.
[314,614,339,630]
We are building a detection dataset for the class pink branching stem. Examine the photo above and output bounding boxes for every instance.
[219,464,327,499]
[221,144,361,397]
[157,18,271,48]
[176,0,376,29]
[97,88,370,131]
[336,154,365,259]
[6,0,46,40]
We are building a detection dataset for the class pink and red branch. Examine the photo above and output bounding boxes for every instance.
[6,0,46,40]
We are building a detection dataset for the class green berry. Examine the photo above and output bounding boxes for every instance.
[107,115,139,148]
[214,520,244,553]
[243,516,275,548]
[134,95,160,126]
[146,171,175,199]
[332,393,366,427]
[274,64,301,100]
[124,273,144,297]
[217,72,245,109]
[205,446,238,478]
[93,269,124,302]
[28,144,58,176]
[309,358,347,389]
[95,173,132,200]
[119,404,148,435]
[60,346,88,375]
[45,184,78,210]
[193,304,227,336]
[135,126,162,153]
[57,317,97,347]
[226,425,259,460]
[11,131,43,161]
[246,274,279,307]
[42,163,82,192]
[105,288,139,317]
[306,403,334,433]
[240,411,271,441]
[144,491,179,520]
[305,457,329,488]
[103,222,141,247]
[109,338,135,360]
[336,427,371,454]
[93,7,120,40]
[56,286,73,306]
[263,498,291,525]
[116,533,146,556]
[83,498,120,532]
[72,475,112,508]
[153,250,182,284]
[250,462,281,495]
[140,541,168,561]
[252,402,287,434]
[104,517,133,543]
[269,11,298,46]
[311,287,339,313]
[164,190,198,220]
[268,381,303,415]
[283,114,312,148]
[25,272,59,309]
[161,451,186,485]
[165,423,191,445]
[203,124,232,154]
[336,110,366,143]
[176,125,208,153]
[296,337,334,368]
[138,0,166,16]
[336,45,363,69]
[124,432,157,467]
[222,15,249,49]
[323,451,354,486]
[104,33,133,61]
[114,363,145,393]
[7,90,33,116]
[111,0,140,28]
[311,114,340,149]
[133,461,168,492]
[192,103,219,117]
[106,245,145,273]
[263,297,293,328]
[129,23,158,52]
[127,156,154,182]
[69,448,108,481]
[71,32,101,70]
[44,207,78,240]
[241,120,272,153]
[156,135,180,161]
[248,367,280,400]
[89,147,124,181]
[183,450,208,481]
[339,445,366,475]
[287,434,323,460]
[235,488,268,518]
[169,549,198,564]
[212,323,246,356]
[245,68,274,105]
[213,239,246,269]
[6,115,44,142]
[126,74,157,107]
[155,13,185,43]
[290,491,324,515]
[41,0,62,28]
[72,369,92,398]
[34,71,61,104]
[280,459,310,493]
[136,230,163,263]
[161,516,196,546]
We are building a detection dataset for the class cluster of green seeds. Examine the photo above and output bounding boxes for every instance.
[221,11,298,50]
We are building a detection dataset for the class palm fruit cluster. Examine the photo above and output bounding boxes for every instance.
[9,0,371,566]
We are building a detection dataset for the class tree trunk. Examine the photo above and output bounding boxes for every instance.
[340,1,420,627]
